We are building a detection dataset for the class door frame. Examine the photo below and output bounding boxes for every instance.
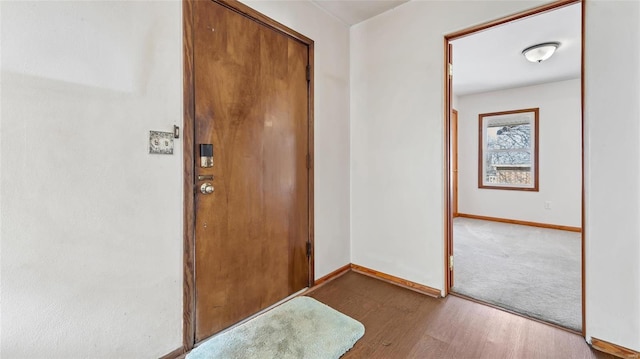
[182,0,315,351]
[443,0,585,336]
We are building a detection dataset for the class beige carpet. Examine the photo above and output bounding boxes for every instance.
[451,217,582,331]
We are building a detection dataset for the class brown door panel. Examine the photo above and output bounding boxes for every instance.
[193,0,310,341]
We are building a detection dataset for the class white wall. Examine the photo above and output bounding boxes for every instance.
[240,0,351,280]
[1,1,183,358]
[585,0,640,351]
[350,0,547,295]
[457,79,582,227]
[351,0,640,352]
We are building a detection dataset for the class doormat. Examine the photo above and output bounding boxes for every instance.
[186,296,365,359]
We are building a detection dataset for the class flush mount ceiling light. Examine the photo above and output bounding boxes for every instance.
[522,42,560,63]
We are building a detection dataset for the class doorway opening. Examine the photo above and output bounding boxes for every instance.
[444,0,585,334]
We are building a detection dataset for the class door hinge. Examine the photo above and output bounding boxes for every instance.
[306,242,312,257]
[306,65,311,82]
[449,255,454,270]
[306,153,311,169]
[448,63,453,77]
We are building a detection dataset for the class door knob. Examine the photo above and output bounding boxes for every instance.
[200,183,214,194]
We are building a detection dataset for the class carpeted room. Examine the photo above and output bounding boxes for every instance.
[452,218,582,331]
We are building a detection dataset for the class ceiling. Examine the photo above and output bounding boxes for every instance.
[311,0,409,26]
[452,3,581,96]
[310,1,580,96]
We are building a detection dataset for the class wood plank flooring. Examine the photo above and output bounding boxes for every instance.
[307,271,613,359]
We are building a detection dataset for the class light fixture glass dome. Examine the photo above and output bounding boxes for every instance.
[522,42,560,63]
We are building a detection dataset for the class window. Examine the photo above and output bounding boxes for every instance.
[478,108,539,191]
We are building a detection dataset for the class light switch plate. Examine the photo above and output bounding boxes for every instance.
[149,131,174,155]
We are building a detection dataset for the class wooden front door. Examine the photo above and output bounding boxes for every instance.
[192,0,311,341]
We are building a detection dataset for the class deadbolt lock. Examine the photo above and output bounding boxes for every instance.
[200,182,214,194]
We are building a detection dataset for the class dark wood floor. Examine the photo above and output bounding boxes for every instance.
[307,271,614,359]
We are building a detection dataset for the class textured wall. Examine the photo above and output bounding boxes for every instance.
[1,2,183,357]
[350,0,548,293]
[584,0,640,351]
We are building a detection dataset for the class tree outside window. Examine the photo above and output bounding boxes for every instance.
[478,108,539,191]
